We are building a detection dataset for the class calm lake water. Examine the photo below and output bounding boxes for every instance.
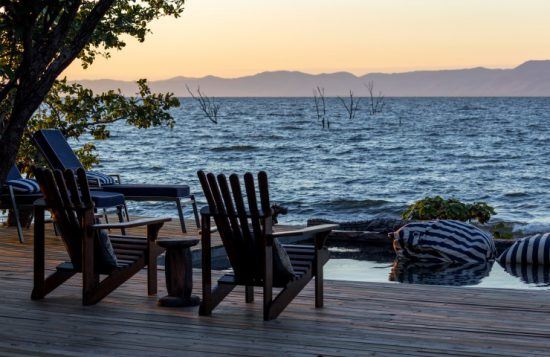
[92,97,550,232]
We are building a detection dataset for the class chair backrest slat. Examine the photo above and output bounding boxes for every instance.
[33,167,93,269]
[33,129,84,171]
[229,174,252,247]
[198,170,274,283]
[198,171,243,276]
[217,174,243,242]
[76,168,93,206]
[244,173,263,242]
[63,169,83,208]
[258,171,271,233]
[53,170,79,229]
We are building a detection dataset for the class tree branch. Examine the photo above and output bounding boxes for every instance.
[40,0,115,86]
[36,1,82,69]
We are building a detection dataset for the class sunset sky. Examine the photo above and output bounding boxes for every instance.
[65,0,550,80]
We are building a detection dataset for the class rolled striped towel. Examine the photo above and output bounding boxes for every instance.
[86,171,116,185]
[6,178,41,194]
[497,233,550,266]
[391,220,496,263]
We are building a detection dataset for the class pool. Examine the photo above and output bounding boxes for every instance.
[326,245,550,290]
[194,241,550,290]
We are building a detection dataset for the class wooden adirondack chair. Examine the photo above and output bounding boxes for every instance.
[31,167,170,305]
[197,170,337,320]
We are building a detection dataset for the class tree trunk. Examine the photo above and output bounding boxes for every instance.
[0,64,56,183]
[0,88,44,183]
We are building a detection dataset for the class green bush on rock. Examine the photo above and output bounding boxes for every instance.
[402,196,496,224]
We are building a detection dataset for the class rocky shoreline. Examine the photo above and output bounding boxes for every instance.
[307,217,529,252]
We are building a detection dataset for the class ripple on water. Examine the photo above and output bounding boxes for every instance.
[88,97,550,225]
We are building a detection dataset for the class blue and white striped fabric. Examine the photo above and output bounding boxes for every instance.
[391,220,496,263]
[390,260,492,286]
[500,261,550,286]
[86,171,116,185]
[497,233,550,266]
[6,178,41,194]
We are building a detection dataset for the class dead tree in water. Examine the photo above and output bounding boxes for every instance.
[365,81,385,115]
[313,86,329,128]
[186,85,221,124]
[338,90,361,120]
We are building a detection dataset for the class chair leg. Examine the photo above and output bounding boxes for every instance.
[116,206,126,235]
[245,286,254,303]
[8,186,24,243]
[32,270,76,300]
[199,284,235,316]
[175,198,187,233]
[266,276,311,320]
[123,203,130,222]
[25,210,34,229]
[147,248,158,296]
[190,194,200,229]
[315,265,324,308]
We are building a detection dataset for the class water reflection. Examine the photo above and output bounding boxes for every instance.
[498,262,550,287]
[389,259,493,286]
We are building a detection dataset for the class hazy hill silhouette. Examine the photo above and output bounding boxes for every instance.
[75,60,550,97]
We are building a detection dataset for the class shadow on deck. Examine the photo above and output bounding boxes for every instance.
[1,221,550,356]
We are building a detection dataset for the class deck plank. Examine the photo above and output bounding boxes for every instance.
[1,223,550,356]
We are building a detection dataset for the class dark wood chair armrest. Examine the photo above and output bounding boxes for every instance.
[271,224,338,239]
[92,217,171,230]
[272,224,337,249]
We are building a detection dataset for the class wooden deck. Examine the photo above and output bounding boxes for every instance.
[1,222,550,356]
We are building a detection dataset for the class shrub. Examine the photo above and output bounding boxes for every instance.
[402,196,496,224]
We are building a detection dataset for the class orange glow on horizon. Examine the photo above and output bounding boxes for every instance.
[64,0,550,80]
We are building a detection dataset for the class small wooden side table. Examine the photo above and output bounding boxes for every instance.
[157,237,201,307]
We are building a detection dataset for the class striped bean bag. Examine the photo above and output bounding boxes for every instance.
[497,233,550,266]
[6,178,41,193]
[391,220,496,263]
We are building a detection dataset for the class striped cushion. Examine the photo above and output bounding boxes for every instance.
[6,178,41,194]
[497,233,550,266]
[86,171,116,185]
[391,220,496,263]
[500,261,550,285]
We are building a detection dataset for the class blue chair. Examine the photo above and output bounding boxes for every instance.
[1,165,127,242]
[33,129,199,233]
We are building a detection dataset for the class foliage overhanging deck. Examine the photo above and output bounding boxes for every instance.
[1,221,550,356]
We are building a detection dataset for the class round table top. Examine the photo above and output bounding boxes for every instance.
[156,237,200,249]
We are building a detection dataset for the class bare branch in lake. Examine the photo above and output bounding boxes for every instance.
[365,81,385,115]
[313,86,329,128]
[337,90,361,120]
[186,85,221,124]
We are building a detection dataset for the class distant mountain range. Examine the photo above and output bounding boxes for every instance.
[74,60,550,97]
